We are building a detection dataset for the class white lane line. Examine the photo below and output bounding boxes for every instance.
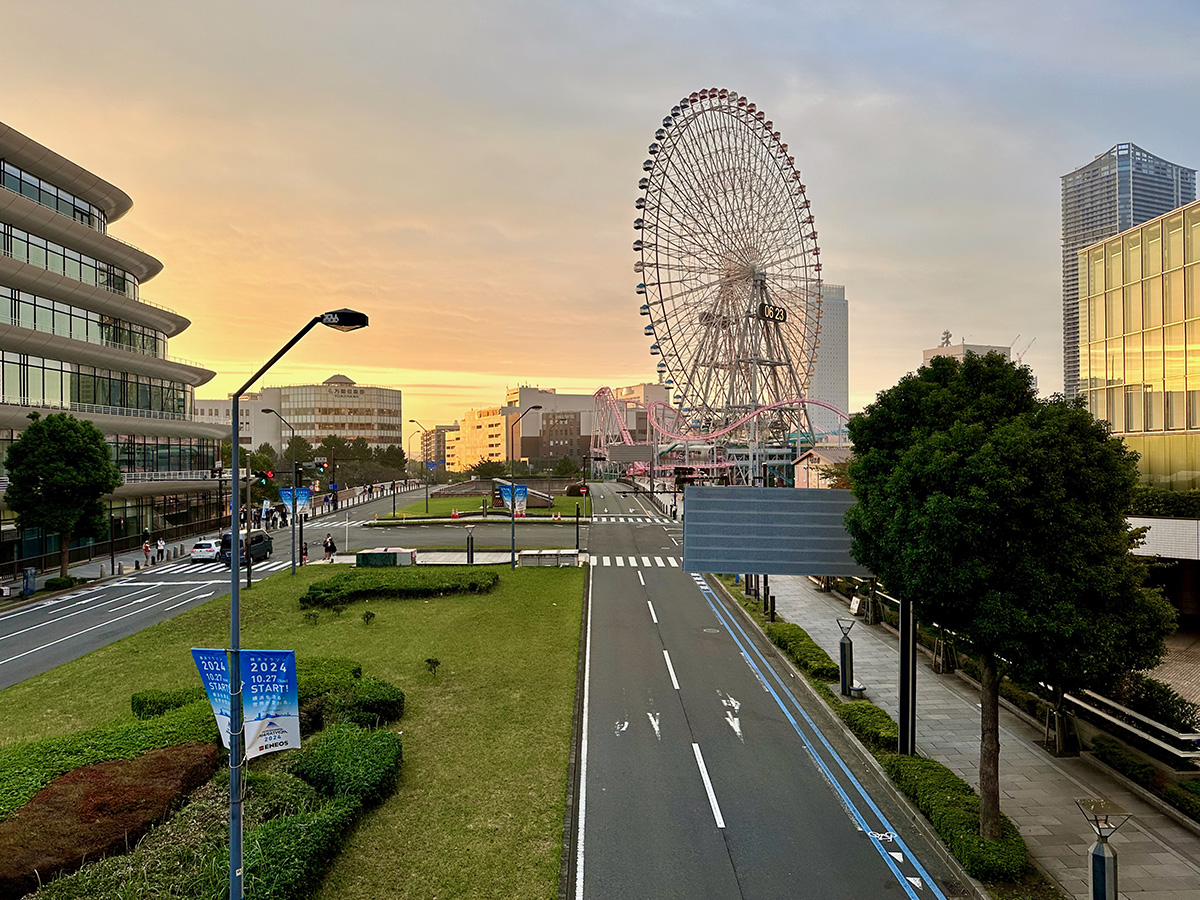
[662,649,680,690]
[647,600,657,623]
[615,557,624,567]
[575,559,594,899]
[641,556,652,567]
[2,585,159,644]
[110,593,157,612]
[668,558,679,567]
[692,743,726,829]
[165,586,213,611]
[637,570,645,586]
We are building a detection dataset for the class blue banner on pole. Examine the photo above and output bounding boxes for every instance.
[241,649,300,760]
[296,487,311,508]
[191,648,232,749]
[426,461,437,470]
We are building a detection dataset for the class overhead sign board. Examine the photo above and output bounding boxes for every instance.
[607,443,654,463]
[682,487,869,576]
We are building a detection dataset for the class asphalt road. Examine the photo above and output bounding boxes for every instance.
[0,488,585,692]
[577,482,959,899]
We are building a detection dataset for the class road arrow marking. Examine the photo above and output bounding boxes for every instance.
[613,719,628,735]
[647,712,661,740]
[890,851,904,863]
[718,690,743,742]
[906,876,923,890]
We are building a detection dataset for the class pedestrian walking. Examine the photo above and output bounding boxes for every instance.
[323,533,336,561]
[301,541,308,566]
[156,538,165,561]
[142,541,151,565]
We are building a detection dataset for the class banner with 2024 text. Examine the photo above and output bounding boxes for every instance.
[191,648,300,759]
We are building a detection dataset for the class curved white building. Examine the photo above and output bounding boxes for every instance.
[0,121,225,569]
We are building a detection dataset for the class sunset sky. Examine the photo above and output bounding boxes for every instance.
[5,0,1200,440]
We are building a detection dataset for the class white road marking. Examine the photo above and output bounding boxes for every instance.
[654,557,664,567]
[890,851,905,863]
[719,690,744,742]
[692,743,726,829]
[907,877,923,889]
[647,712,661,740]
[2,585,158,644]
[615,557,624,567]
[614,719,628,735]
[574,562,594,899]
[165,586,213,611]
[602,556,610,567]
[110,594,155,613]
[662,649,680,690]
[641,556,651,567]
[668,557,679,567]
[637,571,645,586]
[628,556,638,567]
[647,600,657,623]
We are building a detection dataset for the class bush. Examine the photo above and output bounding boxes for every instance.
[835,701,898,751]
[1091,735,1200,825]
[130,687,207,719]
[288,724,402,808]
[299,566,499,610]
[879,752,1027,881]
[243,797,361,900]
[296,656,362,704]
[328,676,405,727]
[43,576,79,592]
[0,701,218,821]
[1102,671,1200,733]
[1130,485,1200,519]
[763,622,839,682]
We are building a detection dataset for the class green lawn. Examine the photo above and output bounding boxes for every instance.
[0,563,585,900]
[391,494,591,519]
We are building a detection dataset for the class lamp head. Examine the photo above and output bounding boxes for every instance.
[262,408,276,415]
[320,309,369,332]
[836,617,855,637]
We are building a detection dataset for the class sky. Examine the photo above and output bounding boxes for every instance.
[5,0,1200,439]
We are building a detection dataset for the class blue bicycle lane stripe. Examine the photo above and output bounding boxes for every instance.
[694,575,948,900]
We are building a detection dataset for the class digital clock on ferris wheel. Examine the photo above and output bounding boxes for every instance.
[757,302,788,323]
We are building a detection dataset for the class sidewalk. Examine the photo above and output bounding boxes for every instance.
[769,574,1200,899]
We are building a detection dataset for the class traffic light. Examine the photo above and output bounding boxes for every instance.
[255,470,273,485]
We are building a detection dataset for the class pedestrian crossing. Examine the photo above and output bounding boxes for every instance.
[591,515,672,525]
[148,559,296,575]
[586,554,680,568]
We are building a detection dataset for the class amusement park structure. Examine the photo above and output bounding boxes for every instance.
[593,87,848,485]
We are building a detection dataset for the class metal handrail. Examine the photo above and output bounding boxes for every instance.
[0,311,205,369]
[0,179,160,260]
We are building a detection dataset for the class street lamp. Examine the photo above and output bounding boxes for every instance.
[509,405,542,569]
[837,617,856,697]
[261,409,296,575]
[409,418,429,514]
[1076,799,1131,900]
[226,308,367,900]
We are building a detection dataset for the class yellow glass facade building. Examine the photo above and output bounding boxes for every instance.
[1079,198,1200,487]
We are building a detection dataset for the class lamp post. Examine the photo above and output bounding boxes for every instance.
[261,408,296,575]
[1076,799,1131,900]
[509,405,542,569]
[410,419,429,514]
[226,308,367,900]
[837,617,855,697]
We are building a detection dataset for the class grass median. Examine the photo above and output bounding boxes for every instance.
[390,495,591,519]
[0,563,585,900]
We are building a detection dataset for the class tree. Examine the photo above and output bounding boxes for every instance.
[284,434,316,467]
[551,455,582,478]
[816,460,851,489]
[255,442,281,471]
[4,413,123,578]
[844,353,1175,840]
[470,459,508,480]
[374,444,407,473]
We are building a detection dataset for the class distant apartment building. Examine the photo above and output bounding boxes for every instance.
[1062,143,1195,399]
[807,283,848,440]
[195,374,403,452]
[0,120,224,562]
[1077,197,1200,488]
[922,336,1010,367]
[420,424,458,471]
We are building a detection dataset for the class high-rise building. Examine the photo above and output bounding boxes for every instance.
[1062,143,1195,398]
[0,120,225,562]
[420,424,458,472]
[807,283,848,440]
[1077,197,1200,488]
[195,375,403,452]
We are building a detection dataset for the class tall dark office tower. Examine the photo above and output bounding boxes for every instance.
[1062,143,1195,399]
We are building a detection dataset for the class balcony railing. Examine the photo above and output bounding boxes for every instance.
[0,312,205,369]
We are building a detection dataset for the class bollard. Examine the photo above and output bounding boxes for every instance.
[118,563,124,575]
[134,560,140,570]
[837,618,855,697]
[99,565,105,578]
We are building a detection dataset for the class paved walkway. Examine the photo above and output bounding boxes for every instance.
[769,574,1200,899]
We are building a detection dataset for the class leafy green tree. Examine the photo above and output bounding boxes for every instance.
[374,444,407,473]
[284,434,315,467]
[844,353,1175,840]
[551,455,582,478]
[4,413,123,578]
[470,459,508,480]
[255,442,281,471]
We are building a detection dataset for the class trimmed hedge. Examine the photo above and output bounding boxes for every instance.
[299,566,499,610]
[243,797,361,900]
[879,752,1027,882]
[131,687,206,719]
[834,701,899,751]
[0,701,217,822]
[296,656,362,704]
[763,622,840,682]
[288,724,402,808]
[1091,735,1200,824]
[1102,671,1200,733]
[1130,485,1200,519]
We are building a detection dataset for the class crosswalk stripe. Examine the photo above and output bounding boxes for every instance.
[654,557,664,567]
[602,556,611,567]
[615,557,624,567]
[628,556,638,567]
[641,556,652,567]
[668,557,679,567]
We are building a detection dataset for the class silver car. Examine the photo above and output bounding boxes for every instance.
[190,539,220,562]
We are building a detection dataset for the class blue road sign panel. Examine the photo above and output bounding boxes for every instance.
[426,461,437,470]
[682,487,869,576]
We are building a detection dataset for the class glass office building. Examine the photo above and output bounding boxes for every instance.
[1078,198,1200,487]
[0,120,225,568]
[1062,144,1195,400]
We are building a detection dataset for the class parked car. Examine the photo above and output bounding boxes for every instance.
[190,539,220,562]
[219,529,273,566]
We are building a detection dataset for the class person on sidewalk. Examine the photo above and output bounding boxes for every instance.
[142,541,151,566]
[323,534,334,561]
[156,538,165,561]
[301,542,308,566]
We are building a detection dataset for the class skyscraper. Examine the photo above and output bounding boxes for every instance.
[1062,143,1195,398]
[807,283,848,440]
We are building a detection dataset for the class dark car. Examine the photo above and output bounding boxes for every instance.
[219,529,273,566]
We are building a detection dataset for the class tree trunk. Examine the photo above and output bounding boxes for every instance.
[978,652,1002,841]
[59,529,72,580]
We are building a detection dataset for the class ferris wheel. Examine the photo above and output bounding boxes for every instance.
[634,87,822,445]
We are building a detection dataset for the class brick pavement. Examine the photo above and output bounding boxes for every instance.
[768,574,1200,899]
